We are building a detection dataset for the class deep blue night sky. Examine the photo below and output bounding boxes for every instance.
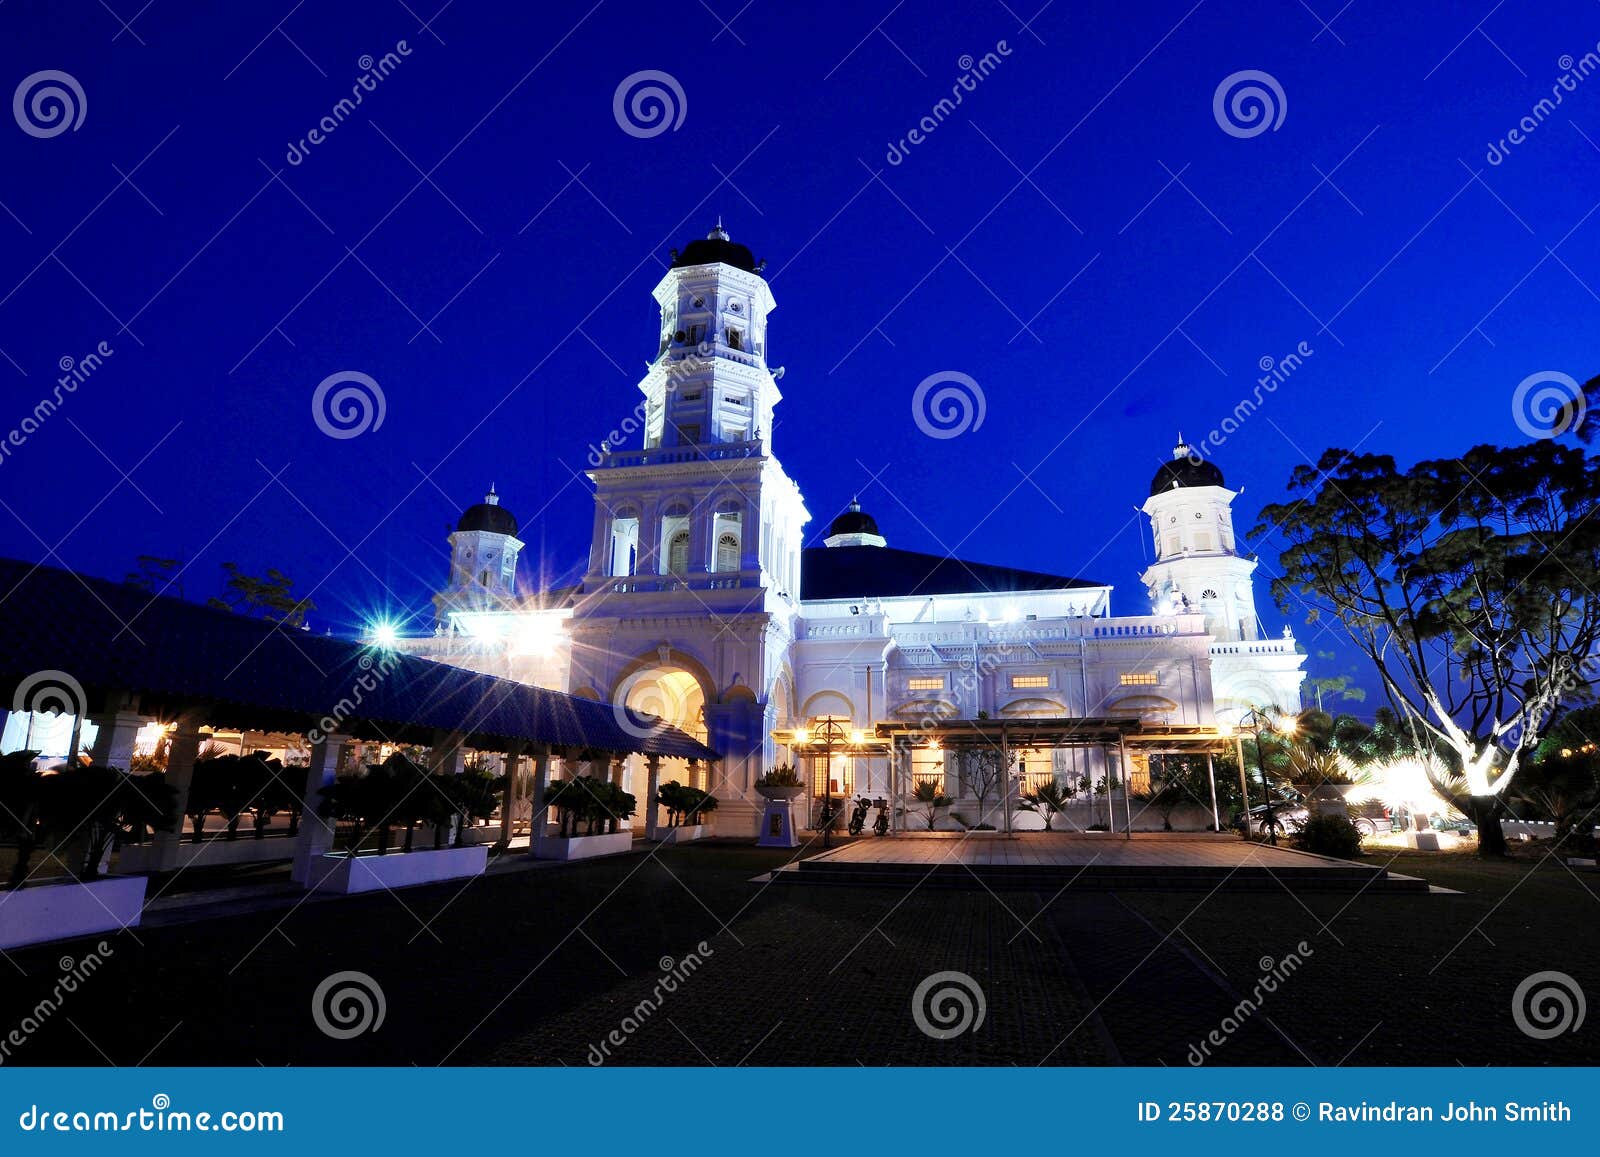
[3,1,1598,708]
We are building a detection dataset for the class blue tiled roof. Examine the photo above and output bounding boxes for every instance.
[0,558,717,760]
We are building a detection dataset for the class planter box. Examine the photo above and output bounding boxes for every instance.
[307,845,488,894]
[0,875,147,950]
[117,836,294,873]
[655,824,708,845]
[535,831,635,861]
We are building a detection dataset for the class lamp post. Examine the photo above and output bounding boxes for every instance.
[805,717,850,849]
[1238,707,1297,846]
[1218,722,1250,837]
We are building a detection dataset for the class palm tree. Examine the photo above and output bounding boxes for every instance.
[911,780,953,830]
[1020,780,1073,831]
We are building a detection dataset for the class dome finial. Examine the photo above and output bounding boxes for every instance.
[708,218,729,241]
[485,483,499,505]
[1173,432,1191,459]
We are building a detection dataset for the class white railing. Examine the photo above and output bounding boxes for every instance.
[601,439,764,469]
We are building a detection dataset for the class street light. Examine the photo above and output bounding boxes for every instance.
[1239,707,1295,846]
[1218,722,1253,838]
[797,717,851,849]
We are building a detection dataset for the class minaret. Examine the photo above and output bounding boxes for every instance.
[435,485,523,622]
[1139,437,1261,641]
[570,224,811,838]
[583,222,807,596]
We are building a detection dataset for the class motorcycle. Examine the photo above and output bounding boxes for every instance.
[846,796,872,836]
[872,797,889,836]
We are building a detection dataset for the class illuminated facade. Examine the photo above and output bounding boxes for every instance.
[398,225,1304,834]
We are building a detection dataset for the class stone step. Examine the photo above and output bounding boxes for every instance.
[768,861,1428,894]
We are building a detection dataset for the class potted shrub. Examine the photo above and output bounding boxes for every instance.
[440,768,503,847]
[754,764,805,848]
[655,781,718,843]
[754,763,804,800]
[1,758,177,949]
[306,754,488,893]
[536,775,637,860]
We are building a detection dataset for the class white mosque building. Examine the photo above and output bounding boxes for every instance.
[398,225,1304,835]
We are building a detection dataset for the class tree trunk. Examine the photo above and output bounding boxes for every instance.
[7,839,35,888]
[1470,795,1507,857]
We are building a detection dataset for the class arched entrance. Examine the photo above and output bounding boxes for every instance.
[619,667,708,744]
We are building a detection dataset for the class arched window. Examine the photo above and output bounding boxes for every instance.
[716,533,739,572]
[659,502,690,575]
[711,497,743,574]
[609,512,640,576]
[1202,589,1218,600]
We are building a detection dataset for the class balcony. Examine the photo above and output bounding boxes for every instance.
[599,439,764,469]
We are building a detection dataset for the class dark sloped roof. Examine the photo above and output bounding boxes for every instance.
[671,237,758,273]
[827,500,880,538]
[457,501,518,535]
[0,558,715,760]
[1149,455,1225,495]
[800,545,1102,601]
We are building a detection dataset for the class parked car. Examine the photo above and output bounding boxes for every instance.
[1229,802,1308,836]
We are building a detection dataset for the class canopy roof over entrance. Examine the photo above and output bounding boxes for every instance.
[0,558,718,760]
[870,717,1232,752]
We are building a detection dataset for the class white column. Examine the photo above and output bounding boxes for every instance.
[644,754,663,840]
[150,721,202,870]
[498,749,523,848]
[291,735,346,884]
[527,748,553,856]
[1206,752,1221,831]
[87,706,146,770]
[1118,735,1133,840]
[429,730,466,775]
[1000,730,1013,836]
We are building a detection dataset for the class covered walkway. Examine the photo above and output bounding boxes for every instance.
[0,557,717,888]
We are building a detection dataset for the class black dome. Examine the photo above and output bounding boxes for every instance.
[1150,438,1225,496]
[456,487,518,535]
[671,223,760,273]
[828,499,879,538]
